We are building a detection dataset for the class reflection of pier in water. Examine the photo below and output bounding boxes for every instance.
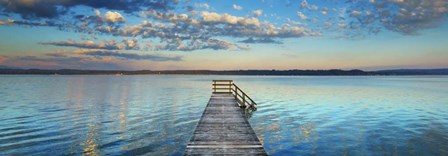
[185,80,267,155]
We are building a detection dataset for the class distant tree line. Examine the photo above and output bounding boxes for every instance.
[1,68,447,75]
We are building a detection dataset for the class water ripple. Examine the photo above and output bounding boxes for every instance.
[1,75,447,155]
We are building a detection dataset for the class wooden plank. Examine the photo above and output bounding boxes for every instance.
[212,92,232,94]
[194,128,255,134]
[185,147,267,155]
[187,145,263,148]
[187,141,262,145]
[185,93,267,155]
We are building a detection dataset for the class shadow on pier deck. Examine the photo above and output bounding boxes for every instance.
[184,80,267,155]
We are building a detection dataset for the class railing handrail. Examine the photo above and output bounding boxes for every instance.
[211,80,256,108]
[212,80,233,82]
[232,83,257,107]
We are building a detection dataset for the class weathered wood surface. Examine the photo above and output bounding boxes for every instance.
[185,93,267,155]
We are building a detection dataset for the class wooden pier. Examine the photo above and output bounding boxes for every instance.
[185,80,267,155]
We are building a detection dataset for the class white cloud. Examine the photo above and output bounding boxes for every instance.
[309,5,319,11]
[253,9,263,17]
[201,11,261,27]
[122,38,139,49]
[297,11,308,20]
[196,3,210,9]
[232,4,243,10]
[40,39,139,50]
[201,11,223,23]
[321,8,328,15]
[351,10,362,16]
[352,0,448,35]
[392,0,404,3]
[95,10,125,23]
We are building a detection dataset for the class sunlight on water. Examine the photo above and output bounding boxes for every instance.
[0,75,447,155]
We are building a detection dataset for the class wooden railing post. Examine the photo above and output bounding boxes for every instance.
[233,84,237,98]
[213,81,216,93]
[242,93,246,108]
[228,81,231,93]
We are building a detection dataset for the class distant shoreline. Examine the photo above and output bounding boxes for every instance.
[1,68,447,76]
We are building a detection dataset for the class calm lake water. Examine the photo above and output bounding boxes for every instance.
[0,75,447,155]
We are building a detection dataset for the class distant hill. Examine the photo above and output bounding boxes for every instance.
[0,68,447,75]
[376,68,448,75]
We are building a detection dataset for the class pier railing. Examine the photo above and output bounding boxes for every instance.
[212,80,257,108]
[212,80,233,93]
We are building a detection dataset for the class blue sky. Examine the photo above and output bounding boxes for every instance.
[0,0,447,70]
